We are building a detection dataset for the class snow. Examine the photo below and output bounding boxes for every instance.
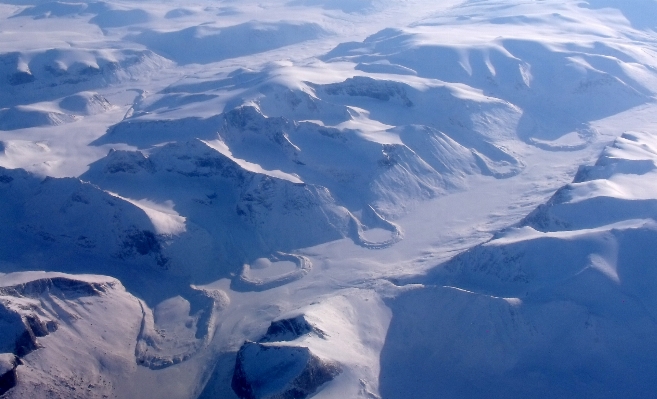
[1,0,657,398]
[389,125,657,398]
[131,21,328,65]
[59,92,113,116]
[114,195,188,236]
[202,138,304,184]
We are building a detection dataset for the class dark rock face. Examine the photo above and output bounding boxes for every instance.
[0,310,53,358]
[14,327,39,357]
[8,71,35,86]
[260,315,326,343]
[320,76,414,107]
[0,277,104,367]
[103,150,155,174]
[24,315,56,337]
[0,306,32,356]
[0,309,59,357]
[0,277,112,299]
[124,230,160,256]
[18,315,58,356]
[0,276,115,395]
[0,367,17,396]
[121,230,169,268]
[231,342,340,399]
[0,354,19,396]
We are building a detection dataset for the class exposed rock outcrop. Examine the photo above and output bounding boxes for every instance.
[0,277,113,360]
[0,305,58,358]
[0,275,130,397]
[0,354,19,396]
[231,342,340,399]
[260,315,326,343]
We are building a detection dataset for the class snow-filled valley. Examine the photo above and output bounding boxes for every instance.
[1,0,657,398]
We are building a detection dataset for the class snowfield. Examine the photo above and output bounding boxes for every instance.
[1,0,657,398]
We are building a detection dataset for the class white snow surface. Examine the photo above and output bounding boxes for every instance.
[1,0,657,398]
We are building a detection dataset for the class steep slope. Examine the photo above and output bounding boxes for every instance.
[0,272,228,399]
[0,166,171,271]
[95,93,522,217]
[199,288,392,399]
[82,138,401,278]
[522,131,657,231]
[0,272,142,399]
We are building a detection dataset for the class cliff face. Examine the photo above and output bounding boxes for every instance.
[0,273,143,399]
[232,342,340,399]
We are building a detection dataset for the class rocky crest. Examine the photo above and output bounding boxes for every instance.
[232,342,340,399]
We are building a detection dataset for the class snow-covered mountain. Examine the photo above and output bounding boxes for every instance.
[1,0,657,398]
[0,166,170,270]
[384,130,657,398]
